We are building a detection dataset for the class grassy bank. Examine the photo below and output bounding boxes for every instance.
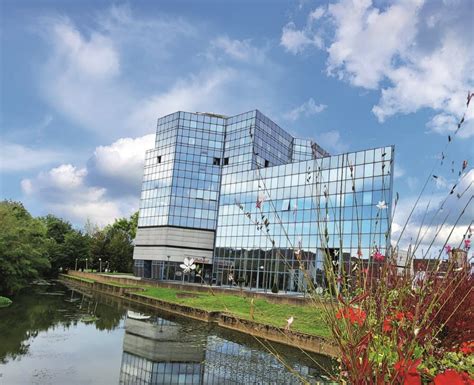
[0,296,13,308]
[62,273,330,338]
[140,287,330,337]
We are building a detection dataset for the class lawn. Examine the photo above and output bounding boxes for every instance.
[62,274,330,337]
[139,287,330,338]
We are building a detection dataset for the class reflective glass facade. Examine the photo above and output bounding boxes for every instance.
[119,316,330,384]
[134,110,394,291]
[215,146,393,291]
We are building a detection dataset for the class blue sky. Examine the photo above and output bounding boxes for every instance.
[1,0,473,250]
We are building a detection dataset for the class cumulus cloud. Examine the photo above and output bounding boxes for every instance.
[281,0,474,138]
[87,134,154,195]
[21,162,136,226]
[0,141,62,172]
[283,98,327,121]
[20,132,157,226]
[326,0,423,89]
[316,130,348,154]
[280,21,323,54]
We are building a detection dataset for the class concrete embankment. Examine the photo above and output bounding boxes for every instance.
[59,272,338,358]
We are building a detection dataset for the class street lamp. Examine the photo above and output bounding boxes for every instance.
[167,256,170,280]
[75,258,78,271]
[85,258,88,271]
[99,258,102,273]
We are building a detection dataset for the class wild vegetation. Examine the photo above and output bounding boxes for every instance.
[0,200,137,295]
[0,296,13,308]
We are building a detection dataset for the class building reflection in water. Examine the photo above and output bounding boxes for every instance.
[119,315,327,385]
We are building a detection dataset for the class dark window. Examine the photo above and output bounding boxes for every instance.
[223,157,229,165]
[213,157,221,166]
[264,159,270,167]
[157,155,162,163]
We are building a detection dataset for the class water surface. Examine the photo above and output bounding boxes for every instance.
[0,282,334,384]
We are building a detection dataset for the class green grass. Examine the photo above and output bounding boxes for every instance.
[0,296,13,308]
[62,273,330,337]
[62,274,95,284]
[139,287,330,338]
[105,281,140,288]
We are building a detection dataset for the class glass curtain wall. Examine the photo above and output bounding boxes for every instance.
[214,146,394,292]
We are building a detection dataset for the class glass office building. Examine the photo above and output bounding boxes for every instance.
[133,110,394,291]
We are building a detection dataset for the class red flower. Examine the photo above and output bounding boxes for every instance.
[335,306,366,326]
[396,311,405,321]
[394,359,422,385]
[433,369,473,385]
[465,239,471,249]
[383,317,392,332]
[459,341,474,355]
[373,250,384,261]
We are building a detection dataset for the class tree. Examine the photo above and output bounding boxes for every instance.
[62,230,90,271]
[40,215,74,276]
[0,201,50,294]
[40,215,72,244]
[107,230,133,273]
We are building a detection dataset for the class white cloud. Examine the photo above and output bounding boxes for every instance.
[87,134,154,194]
[316,130,348,154]
[309,7,325,22]
[127,69,238,134]
[326,0,423,89]
[283,98,327,121]
[21,163,135,226]
[39,7,274,140]
[0,141,62,172]
[280,22,323,54]
[210,36,265,63]
[281,0,474,138]
[50,18,120,79]
[372,33,473,125]
[19,133,157,226]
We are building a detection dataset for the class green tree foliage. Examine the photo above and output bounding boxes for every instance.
[107,230,134,273]
[41,214,72,243]
[0,201,50,294]
[39,215,90,275]
[88,212,138,273]
[0,203,138,293]
[62,230,90,270]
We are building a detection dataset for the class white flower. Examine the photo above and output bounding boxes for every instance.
[180,257,196,273]
[376,200,387,210]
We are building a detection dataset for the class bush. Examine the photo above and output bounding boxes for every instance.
[271,282,279,294]
[0,296,12,308]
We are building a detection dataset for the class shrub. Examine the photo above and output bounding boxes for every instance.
[271,282,279,294]
[0,296,12,308]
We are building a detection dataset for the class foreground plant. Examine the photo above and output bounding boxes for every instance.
[313,97,474,384]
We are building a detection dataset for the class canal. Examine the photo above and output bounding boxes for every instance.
[0,281,335,384]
